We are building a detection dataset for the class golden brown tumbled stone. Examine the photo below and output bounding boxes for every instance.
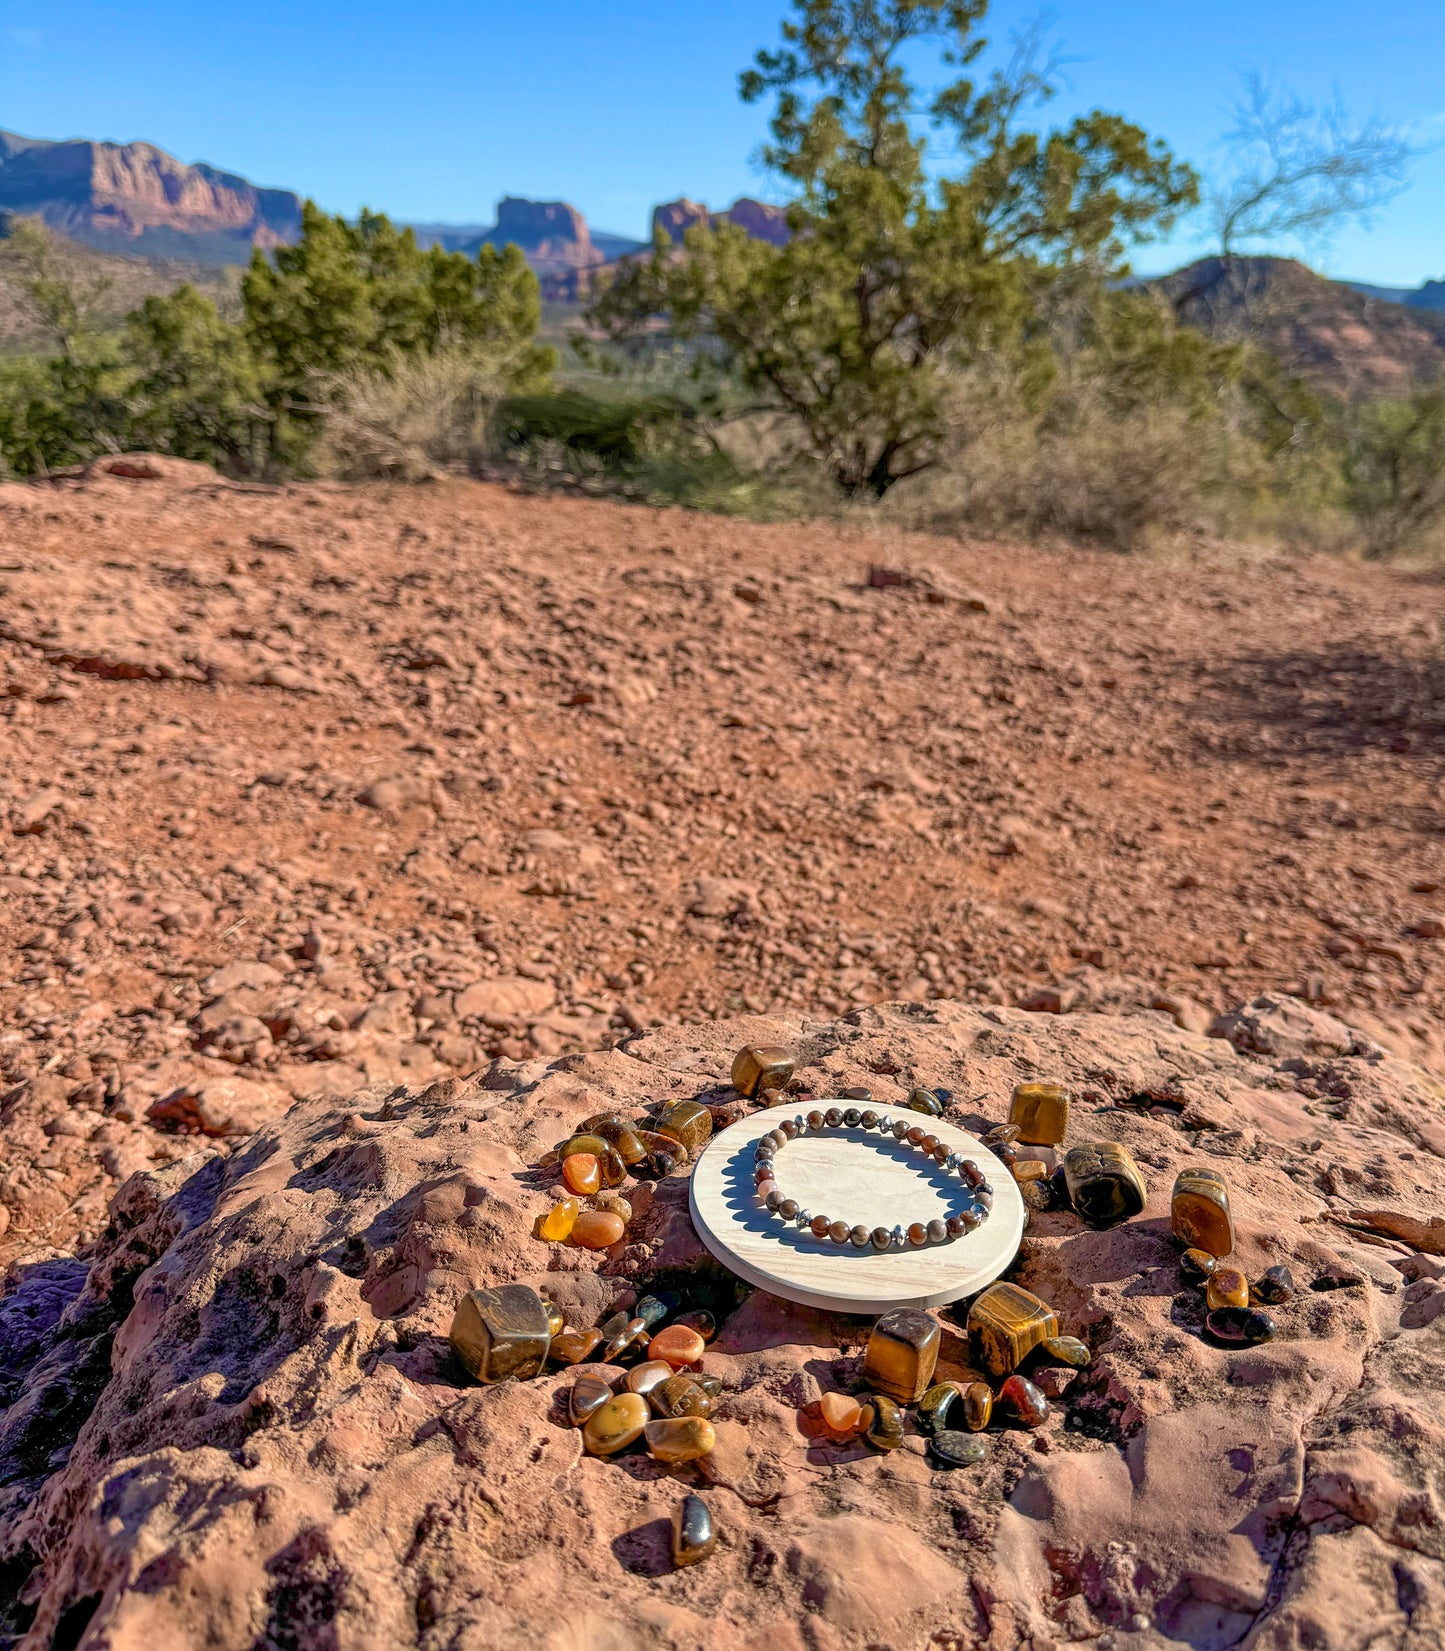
[1171,1166,1235,1258]
[1063,1142,1147,1229]
[592,1191,633,1224]
[961,1382,993,1431]
[582,1392,649,1456]
[1206,1267,1250,1311]
[731,1045,795,1099]
[672,1492,715,1567]
[449,1284,552,1384]
[863,1394,905,1451]
[649,1375,713,1420]
[863,1307,941,1402]
[562,1153,602,1195]
[569,1374,614,1425]
[656,1099,714,1153]
[1181,1248,1219,1284]
[572,1209,626,1250]
[1008,1083,1071,1146]
[626,1359,675,1396]
[549,1328,603,1365]
[560,1135,627,1188]
[966,1282,1058,1378]
[645,1417,716,1463]
[542,1298,566,1340]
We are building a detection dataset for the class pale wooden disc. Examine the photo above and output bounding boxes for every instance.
[688,1101,1025,1313]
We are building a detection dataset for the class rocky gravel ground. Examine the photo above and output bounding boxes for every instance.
[0,454,1442,1274]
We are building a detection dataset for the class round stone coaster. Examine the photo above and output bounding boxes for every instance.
[688,1101,1025,1313]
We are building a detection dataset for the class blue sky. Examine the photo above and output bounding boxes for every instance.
[3,0,1442,285]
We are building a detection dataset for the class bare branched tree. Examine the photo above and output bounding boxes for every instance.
[1211,74,1418,259]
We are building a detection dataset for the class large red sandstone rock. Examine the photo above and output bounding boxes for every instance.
[1,999,1442,1648]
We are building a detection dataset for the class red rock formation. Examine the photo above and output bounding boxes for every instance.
[650,195,791,249]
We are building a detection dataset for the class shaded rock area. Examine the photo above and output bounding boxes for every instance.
[2,998,1442,1649]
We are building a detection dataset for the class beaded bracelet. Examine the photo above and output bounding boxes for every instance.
[752,1104,994,1250]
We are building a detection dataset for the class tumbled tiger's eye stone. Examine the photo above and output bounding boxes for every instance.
[572,1209,627,1249]
[611,1129,650,1167]
[1171,1166,1235,1258]
[549,1328,603,1365]
[962,1382,993,1431]
[672,1493,715,1568]
[601,1317,650,1362]
[819,1392,863,1438]
[999,1373,1050,1428]
[1039,1335,1090,1369]
[829,1220,851,1244]
[535,1198,579,1242]
[694,1373,724,1400]
[650,1375,713,1419]
[871,1226,893,1252]
[864,1307,941,1402]
[645,1416,716,1463]
[1205,1306,1277,1346]
[1009,1082,1071,1146]
[1206,1268,1250,1311]
[650,1325,706,1368]
[626,1359,675,1396]
[1253,1265,1295,1305]
[635,1290,684,1329]
[1063,1142,1147,1229]
[674,1309,716,1342]
[967,1282,1058,1378]
[812,1215,833,1239]
[449,1284,552,1384]
[562,1153,602,1195]
[907,1222,929,1247]
[731,1044,795,1099]
[906,1088,944,1116]
[542,1298,566,1339]
[1181,1248,1218,1284]
[863,1393,905,1450]
[656,1098,714,1154]
[569,1374,614,1424]
[635,1129,690,1164]
[984,1123,1022,1146]
[850,1224,872,1248]
[593,1191,633,1224]
[929,1430,989,1468]
[561,1133,611,1160]
[918,1381,964,1434]
[583,1392,650,1455]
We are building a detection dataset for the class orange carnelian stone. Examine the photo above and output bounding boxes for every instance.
[648,1324,706,1368]
[571,1208,626,1249]
[535,1198,579,1241]
[562,1153,602,1196]
[819,1392,863,1438]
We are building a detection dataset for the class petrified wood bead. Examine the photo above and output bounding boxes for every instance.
[863,1307,941,1402]
[966,1282,1058,1378]
[569,1374,614,1425]
[672,1492,715,1568]
[1253,1265,1295,1305]
[649,1375,713,1420]
[449,1284,552,1384]
[731,1044,795,1099]
[961,1382,993,1431]
[1205,1268,1250,1311]
[535,1198,579,1242]
[549,1328,603,1365]
[862,1394,905,1451]
[999,1374,1050,1428]
[1171,1166,1235,1258]
[645,1417,716,1463]
[929,1430,988,1468]
[572,1209,626,1250]
[649,1325,706,1368]
[1008,1082,1071,1146]
[1063,1142,1147,1229]
[582,1392,650,1455]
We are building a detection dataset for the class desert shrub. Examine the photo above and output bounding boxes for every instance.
[0,349,129,477]
[1342,387,1445,559]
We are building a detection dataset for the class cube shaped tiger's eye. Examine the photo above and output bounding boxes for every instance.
[966,1282,1058,1378]
[1063,1142,1147,1229]
[449,1284,552,1384]
[731,1044,795,1099]
[656,1099,714,1153]
[1008,1083,1071,1146]
[863,1307,941,1402]
[1171,1167,1235,1258]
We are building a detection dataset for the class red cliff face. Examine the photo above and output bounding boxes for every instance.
[0,130,302,262]
[651,195,791,248]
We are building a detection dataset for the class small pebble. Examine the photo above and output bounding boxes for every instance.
[961,1383,993,1431]
[928,1430,989,1468]
[1253,1265,1295,1305]
[1039,1335,1090,1368]
[649,1324,706,1368]
[1205,1306,1277,1346]
[1180,1248,1219,1284]
[672,1492,715,1568]
[863,1393,905,1451]
[569,1374,614,1426]
[819,1392,863,1439]
[1205,1268,1250,1312]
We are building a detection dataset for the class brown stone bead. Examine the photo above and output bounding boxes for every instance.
[863,1393,905,1450]
[731,1044,795,1099]
[961,1382,993,1431]
[645,1417,716,1463]
[549,1328,603,1365]
[932,1143,950,1164]
[582,1392,649,1456]
[999,1374,1050,1428]
[1206,1267,1250,1311]
[811,1214,833,1239]
[906,1126,926,1145]
[649,1375,713,1420]
[946,1215,967,1238]
[920,1134,940,1155]
[674,1309,716,1342]
[907,1222,928,1247]
[672,1492,715,1568]
[777,1199,800,1220]
[966,1282,1058,1378]
[892,1119,911,1139]
[871,1226,892,1251]
[656,1099,714,1153]
[806,1110,825,1130]
[572,1209,627,1250]
[1063,1142,1147,1229]
[850,1224,872,1248]
[996,1142,1019,1168]
[1181,1247,1219,1284]
[824,1107,842,1127]
[819,1391,863,1438]
[924,1217,946,1244]
[829,1220,851,1244]
[569,1374,614,1425]
[755,1179,778,1204]
[649,1324,706,1368]
[1008,1082,1071,1146]
[450,1285,552,1384]
[860,1110,879,1128]
[864,1307,941,1402]
[562,1152,602,1195]
[961,1159,984,1187]
[625,1359,675,1397]
[1171,1166,1235,1259]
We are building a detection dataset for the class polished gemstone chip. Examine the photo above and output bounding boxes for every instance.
[863,1393,905,1451]
[731,1045,795,1099]
[656,1099,714,1153]
[569,1374,614,1425]
[582,1392,649,1455]
[1038,1335,1090,1369]
[1205,1268,1250,1311]
[1205,1306,1277,1346]
[645,1416,716,1463]
[1253,1265,1295,1305]
[649,1375,713,1420]
[961,1382,993,1431]
[535,1198,579,1242]
[672,1493,715,1567]
[929,1430,989,1467]
[999,1373,1050,1427]
[1171,1166,1235,1258]
[571,1209,626,1250]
